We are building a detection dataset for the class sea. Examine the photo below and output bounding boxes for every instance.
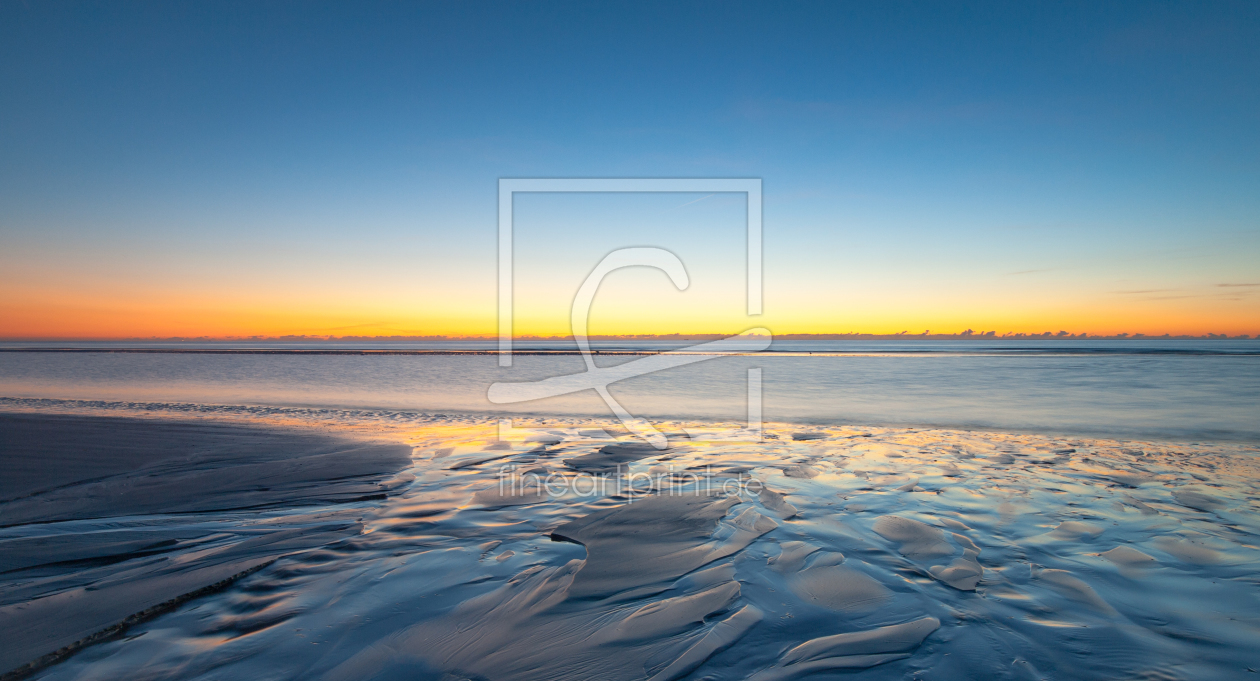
[2,339,1257,441]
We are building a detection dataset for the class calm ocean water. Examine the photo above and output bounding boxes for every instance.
[1,340,1258,440]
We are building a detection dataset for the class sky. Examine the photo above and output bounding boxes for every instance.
[1,0,1258,339]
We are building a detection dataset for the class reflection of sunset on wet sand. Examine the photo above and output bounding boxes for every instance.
[5,406,1258,679]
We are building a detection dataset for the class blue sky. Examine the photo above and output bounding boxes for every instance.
[2,1,1257,337]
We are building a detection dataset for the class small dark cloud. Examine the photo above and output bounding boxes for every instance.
[1113,289,1176,295]
[1216,283,1260,288]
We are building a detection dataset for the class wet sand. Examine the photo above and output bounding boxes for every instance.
[2,406,1259,680]
[0,414,413,677]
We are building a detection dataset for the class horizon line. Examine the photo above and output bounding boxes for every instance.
[1,331,1255,342]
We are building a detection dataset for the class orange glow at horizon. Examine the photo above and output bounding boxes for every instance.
[3,291,1256,339]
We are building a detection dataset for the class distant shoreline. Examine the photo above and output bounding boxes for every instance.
[1,346,1257,356]
[1,334,1255,342]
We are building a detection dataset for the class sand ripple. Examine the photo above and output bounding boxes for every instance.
[5,406,1259,680]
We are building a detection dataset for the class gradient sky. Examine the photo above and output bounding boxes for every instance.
[2,1,1258,338]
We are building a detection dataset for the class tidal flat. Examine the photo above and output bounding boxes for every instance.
[2,404,1259,680]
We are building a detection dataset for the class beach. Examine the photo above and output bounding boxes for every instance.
[0,413,413,677]
[2,401,1258,679]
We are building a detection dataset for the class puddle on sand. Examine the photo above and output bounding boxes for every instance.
[20,411,1260,680]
